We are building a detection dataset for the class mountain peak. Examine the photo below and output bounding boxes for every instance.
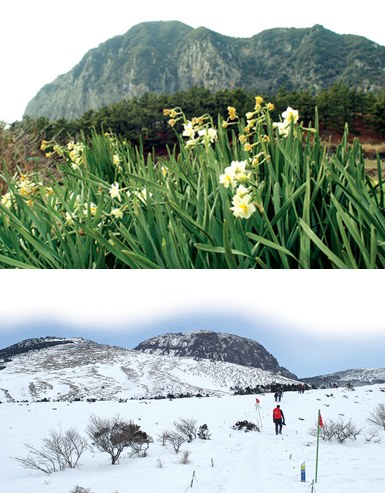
[0,335,300,402]
[23,21,385,121]
[133,330,297,379]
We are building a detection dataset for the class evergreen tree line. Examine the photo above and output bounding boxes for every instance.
[15,83,385,152]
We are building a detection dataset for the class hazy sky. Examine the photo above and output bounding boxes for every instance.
[0,271,383,377]
[2,0,385,124]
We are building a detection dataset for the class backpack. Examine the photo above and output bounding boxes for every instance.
[273,408,282,419]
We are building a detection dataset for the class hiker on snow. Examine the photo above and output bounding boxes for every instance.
[273,404,285,435]
[275,390,282,402]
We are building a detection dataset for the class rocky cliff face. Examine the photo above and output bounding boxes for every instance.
[24,22,385,121]
[133,330,297,379]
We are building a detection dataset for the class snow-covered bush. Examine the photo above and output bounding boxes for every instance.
[12,427,88,473]
[157,430,171,446]
[173,418,198,442]
[177,450,191,464]
[333,418,362,442]
[308,418,362,442]
[367,403,385,430]
[127,429,153,458]
[156,457,165,468]
[70,486,93,493]
[197,424,212,440]
[364,429,382,443]
[232,420,260,432]
[166,431,186,453]
[308,419,336,441]
[86,414,152,464]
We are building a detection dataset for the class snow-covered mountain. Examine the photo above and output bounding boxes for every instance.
[133,330,297,379]
[302,368,385,387]
[0,337,299,403]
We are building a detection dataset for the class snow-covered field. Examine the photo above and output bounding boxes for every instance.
[1,384,384,493]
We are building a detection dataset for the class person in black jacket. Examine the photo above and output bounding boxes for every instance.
[273,405,285,435]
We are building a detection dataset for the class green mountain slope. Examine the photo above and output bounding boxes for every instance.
[24,21,385,121]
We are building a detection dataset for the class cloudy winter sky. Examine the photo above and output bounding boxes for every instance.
[2,0,385,124]
[0,271,383,378]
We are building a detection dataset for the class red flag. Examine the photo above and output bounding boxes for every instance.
[319,413,324,428]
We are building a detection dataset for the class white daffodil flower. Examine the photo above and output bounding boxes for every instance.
[182,122,195,139]
[111,208,123,219]
[109,182,121,202]
[230,189,256,219]
[273,121,290,137]
[230,160,247,174]
[219,166,237,189]
[282,107,299,124]
[198,127,217,143]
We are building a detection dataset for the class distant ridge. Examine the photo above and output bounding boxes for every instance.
[0,336,75,361]
[24,21,385,120]
[301,367,385,387]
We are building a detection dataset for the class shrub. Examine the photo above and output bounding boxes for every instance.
[197,424,212,440]
[165,432,186,453]
[70,487,93,493]
[157,431,171,446]
[367,403,385,429]
[332,418,362,443]
[128,429,153,458]
[86,414,151,464]
[12,427,88,473]
[156,457,165,468]
[232,420,260,432]
[308,417,363,442]
[364,429,382,443]
[177,450,191,464]
[173,418,198,442]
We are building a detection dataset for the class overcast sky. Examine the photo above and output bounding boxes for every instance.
[0,271,383,377]
[1,0,385,124]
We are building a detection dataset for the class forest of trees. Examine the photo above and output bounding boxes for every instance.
[14,83,385,153]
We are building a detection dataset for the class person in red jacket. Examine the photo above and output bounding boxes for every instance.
[273,405,285,435]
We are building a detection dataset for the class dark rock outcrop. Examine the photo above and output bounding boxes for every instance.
[133,330,297,379]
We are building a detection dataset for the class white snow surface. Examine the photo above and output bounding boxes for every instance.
[1,384,385,493]
[0,338,298,402]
